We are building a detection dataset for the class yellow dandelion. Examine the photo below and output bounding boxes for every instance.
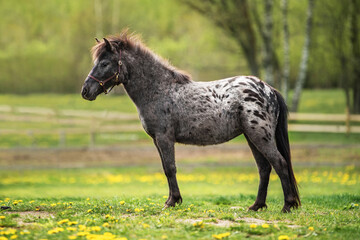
[250,224,257,228]
[142,223,150,228]
[91,226,101,232]
[87,209,92,213]
[66,227,77,231]
[57,219,69,224]
[162,195,168,199]
[102,222,110,228]
[119,201,125,205]
[10,235,18,239]
[161,235,168,239]
[262,223,270,228]
[308,226,314,231]
[278,235,290,240]
[68,221,78,226]
[68,235,77,240]
[212,232,231,239]
[76,232,89,237]
[0,216,5,220]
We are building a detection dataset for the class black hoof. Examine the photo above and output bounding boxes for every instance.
[248,203,267,211]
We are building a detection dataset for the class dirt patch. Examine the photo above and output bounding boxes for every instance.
[177,217,301,228]
[7,211,54,226]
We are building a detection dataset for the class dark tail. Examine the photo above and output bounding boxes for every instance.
[274,90,301,207]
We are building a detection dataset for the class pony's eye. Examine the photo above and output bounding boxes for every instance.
[101,62,109,67]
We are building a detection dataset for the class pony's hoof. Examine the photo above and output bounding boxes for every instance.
[281,207,291,213]
[248,203,267,211]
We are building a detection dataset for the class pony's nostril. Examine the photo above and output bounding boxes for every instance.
[82,87,88,97]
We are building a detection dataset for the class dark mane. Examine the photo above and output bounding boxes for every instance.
[91,29,192,84]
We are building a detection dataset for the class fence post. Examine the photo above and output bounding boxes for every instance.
[346,107,351,134]
[59,130,66,147]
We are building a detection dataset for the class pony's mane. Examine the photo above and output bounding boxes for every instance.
[91,29,192,84]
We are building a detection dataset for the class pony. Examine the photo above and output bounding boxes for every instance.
[81,30,300,212]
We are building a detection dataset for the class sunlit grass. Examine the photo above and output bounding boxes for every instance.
[0,166,359,239]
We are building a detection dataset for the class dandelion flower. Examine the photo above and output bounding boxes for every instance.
[142,223,150,228]
[87,209,92,213]
[0,216,5,220]
[119,201,125,205]
[262,223,269,228]
[57,219,69,224]
[278,235,290,240]
[250,224,257,228]
[212,232,230,239]
[308,226,314,231]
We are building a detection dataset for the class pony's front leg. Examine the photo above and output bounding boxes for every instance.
[154,136,182,208]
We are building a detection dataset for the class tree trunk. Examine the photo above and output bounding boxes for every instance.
[263,0,274,86]
[291,0,314,112]
[281,0,290,103]
[350,0,360,113]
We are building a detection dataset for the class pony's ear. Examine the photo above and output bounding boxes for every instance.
[95,38,100,43]
[103,38,116,52]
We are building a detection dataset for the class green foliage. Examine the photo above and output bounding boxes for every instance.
[0,0,355,93]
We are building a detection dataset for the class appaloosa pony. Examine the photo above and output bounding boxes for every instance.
[81,31,300,212]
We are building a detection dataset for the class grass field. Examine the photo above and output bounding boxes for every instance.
[1,165,360,240]
[0,89,359,239]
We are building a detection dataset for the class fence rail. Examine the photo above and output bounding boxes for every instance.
[0,105,359,148]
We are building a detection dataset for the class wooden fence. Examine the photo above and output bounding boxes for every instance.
[0,105,359,148]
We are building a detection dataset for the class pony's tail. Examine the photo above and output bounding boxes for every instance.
[274,90,301,207]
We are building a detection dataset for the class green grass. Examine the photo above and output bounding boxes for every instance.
[1,166,359,239]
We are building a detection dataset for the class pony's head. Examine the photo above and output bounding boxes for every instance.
[81,37,126,101]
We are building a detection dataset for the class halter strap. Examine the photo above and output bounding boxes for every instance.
[87,50,123,94]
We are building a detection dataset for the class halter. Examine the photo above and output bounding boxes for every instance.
[87,50,123,94]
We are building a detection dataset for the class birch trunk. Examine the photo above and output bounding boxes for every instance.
[263,0,274,86]
[281,0,290,103]
[291,0,314,112]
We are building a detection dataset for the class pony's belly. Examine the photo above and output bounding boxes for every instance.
[175,117,243,146]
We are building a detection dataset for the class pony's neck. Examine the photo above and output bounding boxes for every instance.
[122,49,187,108]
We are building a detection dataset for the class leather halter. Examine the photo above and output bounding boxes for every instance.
[87,50,123,94]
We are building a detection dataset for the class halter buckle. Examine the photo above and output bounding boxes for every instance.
[99,82,104,86]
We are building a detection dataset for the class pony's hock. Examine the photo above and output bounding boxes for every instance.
[81,30,300,213]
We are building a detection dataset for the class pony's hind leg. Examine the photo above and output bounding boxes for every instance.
[245,132,298,213]
[245,134,272,211]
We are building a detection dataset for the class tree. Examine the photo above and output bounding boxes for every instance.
[281,0,290,102]
[180,0,260,76]
[262,0,274,86]
[291,0,314,112]
[350,0,360,113]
